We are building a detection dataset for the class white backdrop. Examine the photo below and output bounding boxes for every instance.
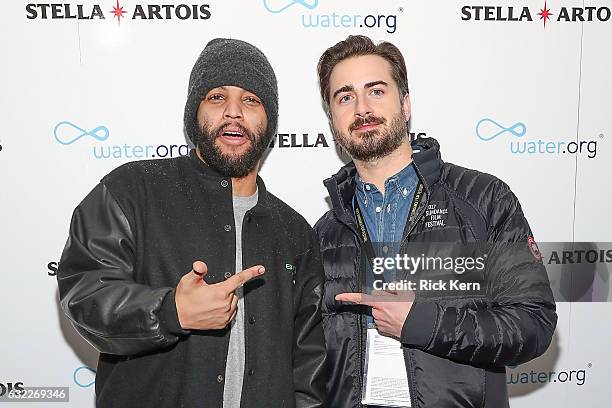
[1,0,611,406]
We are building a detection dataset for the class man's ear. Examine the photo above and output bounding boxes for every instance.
[402,94,411,122]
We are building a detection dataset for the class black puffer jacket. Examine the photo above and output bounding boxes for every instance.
[314,137,556,408]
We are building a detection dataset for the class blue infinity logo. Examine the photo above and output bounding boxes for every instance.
[54,121,109,145]
[475,118,527,141]
[263,0,318,13]
[73,366,96,388]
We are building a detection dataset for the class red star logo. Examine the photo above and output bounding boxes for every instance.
[538,1,553,28]
[111,0,126,26]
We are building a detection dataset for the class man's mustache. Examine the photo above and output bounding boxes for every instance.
[349,115,386,132]
[212,122,256,142]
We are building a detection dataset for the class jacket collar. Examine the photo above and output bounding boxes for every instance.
[188,149,271,217]
[323,137,443,220]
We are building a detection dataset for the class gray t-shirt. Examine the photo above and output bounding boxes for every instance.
[223,189,258,407]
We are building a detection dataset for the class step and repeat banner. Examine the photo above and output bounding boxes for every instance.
[1,0,611,406]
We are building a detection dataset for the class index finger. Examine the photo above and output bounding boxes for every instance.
[222,265,265,292]
[335,292,378,306]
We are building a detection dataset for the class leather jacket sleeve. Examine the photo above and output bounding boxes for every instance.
[57,183,189,356]
[293,234,328,408]
[401,181,557,367]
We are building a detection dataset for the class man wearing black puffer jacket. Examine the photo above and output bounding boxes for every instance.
[314,35,556,408]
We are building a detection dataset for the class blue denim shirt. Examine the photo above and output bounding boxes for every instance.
[354,162,418,406]
[354,162,418,289]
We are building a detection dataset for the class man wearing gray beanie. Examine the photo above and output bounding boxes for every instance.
[57,38,327,408]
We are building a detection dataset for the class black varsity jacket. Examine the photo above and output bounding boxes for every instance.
[57,150,327,408]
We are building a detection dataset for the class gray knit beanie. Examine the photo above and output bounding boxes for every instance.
[184,38,278,145]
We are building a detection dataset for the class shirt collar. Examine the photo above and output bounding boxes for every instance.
[323,136,443,223]
[354,162,417,199]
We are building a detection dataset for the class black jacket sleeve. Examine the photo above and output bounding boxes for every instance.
[401,180,557,367]
[292,234,328,408]
[57,183,189,356]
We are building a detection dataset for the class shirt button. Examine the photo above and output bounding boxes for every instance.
[248,369,254,376]
[375,206,382,213]
[382,245,389,254]
[220,180,229,188]
[403,188,408,197]
[224,225,232,232]
[217,374,224,383]
[249,316,256,324]
[224,271,233,279]
[365,185,371,191]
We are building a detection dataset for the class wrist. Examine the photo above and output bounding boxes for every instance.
[160,289,191,335]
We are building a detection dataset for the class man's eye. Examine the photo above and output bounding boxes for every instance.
[208,94,224,101]
[339,95,352,103]
[245,97,261,104]
[371,89,384,96]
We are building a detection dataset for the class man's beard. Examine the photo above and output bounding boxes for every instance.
[332,111,408,162]
[194,120,269,178]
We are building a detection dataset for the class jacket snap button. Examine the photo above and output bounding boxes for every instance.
[224,271,233,279]
[224,225,232,232]
[249,316,255,324]
[220,180,229,188]
[248,369,254,376]
[217,374,224,383]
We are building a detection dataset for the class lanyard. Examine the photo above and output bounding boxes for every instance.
[353,182,425,282]
[353,194,378,278]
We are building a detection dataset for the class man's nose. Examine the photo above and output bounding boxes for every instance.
[354,96,373,118]
[224,98,243,120]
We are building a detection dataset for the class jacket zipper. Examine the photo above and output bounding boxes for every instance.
[400,204,427,408]
[341,216,366,408]
[357,249,365,408]
[336,208,366,408]
[399,160,431,408]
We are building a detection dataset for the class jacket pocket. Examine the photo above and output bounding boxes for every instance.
[409,349,485,408]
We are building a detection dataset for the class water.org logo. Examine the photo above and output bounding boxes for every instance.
[507,364,590,386]
[262,0,400,33]
[53,121,189,160]
[475,118,602,159]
